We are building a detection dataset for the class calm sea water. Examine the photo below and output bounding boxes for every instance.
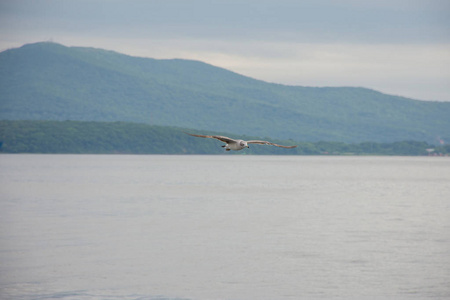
[0,154,449,300]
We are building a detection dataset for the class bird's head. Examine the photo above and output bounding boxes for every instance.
[240,141,249,148]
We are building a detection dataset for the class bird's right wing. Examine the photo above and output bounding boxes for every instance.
[184,132,236,144]
[246,140,298,148]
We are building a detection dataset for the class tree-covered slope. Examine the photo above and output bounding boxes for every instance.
[1,42,449,143]
[2,120,446,155]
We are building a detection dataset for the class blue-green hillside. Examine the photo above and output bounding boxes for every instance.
[2,120,447,155]
[1,42,449,143]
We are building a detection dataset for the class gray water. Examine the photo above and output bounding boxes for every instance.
[0,155,449,300]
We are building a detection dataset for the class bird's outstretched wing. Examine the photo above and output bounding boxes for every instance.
[184,132,237,144]
[246,140,298,149]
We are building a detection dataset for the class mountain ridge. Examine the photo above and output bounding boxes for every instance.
[1,42,449,143]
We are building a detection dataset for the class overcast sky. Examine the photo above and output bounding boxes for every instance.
[1,0,449,101]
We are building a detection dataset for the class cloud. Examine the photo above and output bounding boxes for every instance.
[2,0,449,44]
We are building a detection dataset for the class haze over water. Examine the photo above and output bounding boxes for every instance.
[1,155,449,299]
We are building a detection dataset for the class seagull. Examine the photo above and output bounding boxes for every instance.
[185,132,298,151]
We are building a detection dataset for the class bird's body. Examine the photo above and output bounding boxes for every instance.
[185,132,297,151]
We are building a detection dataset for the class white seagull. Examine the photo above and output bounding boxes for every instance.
[185,132,298,151]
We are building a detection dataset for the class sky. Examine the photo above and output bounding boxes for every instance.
[1,0,449,101]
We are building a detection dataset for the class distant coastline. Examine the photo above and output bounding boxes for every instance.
[1,120,448,156]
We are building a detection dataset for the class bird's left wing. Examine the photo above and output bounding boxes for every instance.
[246,140,298,149]
[184,132,236,144]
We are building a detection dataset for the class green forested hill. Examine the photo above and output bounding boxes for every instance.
[1,120,447,155]
[1,42,449,143]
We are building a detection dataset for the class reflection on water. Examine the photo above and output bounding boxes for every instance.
[1,155,450,299]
